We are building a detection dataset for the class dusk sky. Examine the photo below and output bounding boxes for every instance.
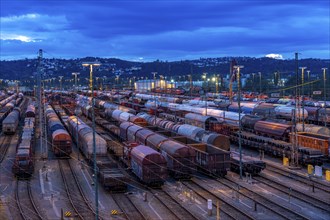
[1,0,329,61]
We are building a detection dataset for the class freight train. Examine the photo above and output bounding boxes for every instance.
[12,105,36,178]
[79,96,263,176]
[45,105,72,157]
[87,106,232,178]
[138,112,266,175]
[62,113,127,191]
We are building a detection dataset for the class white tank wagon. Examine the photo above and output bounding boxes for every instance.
[274,106,308,120]
[2,107,21,134]
[67,116,107,159]
[296,124,330,136]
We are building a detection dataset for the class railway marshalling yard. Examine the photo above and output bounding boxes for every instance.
[1,94,330,220]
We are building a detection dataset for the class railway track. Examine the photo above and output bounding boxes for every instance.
[253,174,330,212]
[15,180,44,220]
[220,176,309,220]
[58,159,98,220]
[151,189,199,220]
[182,179,254,220]
[111,193,146,220]
[266,163,330,194]
[0,134,11,163]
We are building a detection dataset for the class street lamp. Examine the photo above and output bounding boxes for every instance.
[322,68,327,127]
[82,61,101,220]
[234,65,244,180]
[299,67,307,132]
[72,72,80,93]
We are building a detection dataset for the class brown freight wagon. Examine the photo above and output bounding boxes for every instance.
[290,132,330,156]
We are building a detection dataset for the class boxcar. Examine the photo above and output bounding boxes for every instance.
[130,145,167,186]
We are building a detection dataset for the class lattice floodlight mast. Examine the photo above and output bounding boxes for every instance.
[291,53,299,167]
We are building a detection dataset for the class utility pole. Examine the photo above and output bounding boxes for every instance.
[82,62,100,220]
[234,65,244,179]
[37,49,44,159]
[300,67,307,132]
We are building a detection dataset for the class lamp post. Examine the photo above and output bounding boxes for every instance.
[234,65,244,179]
[82,61,101,220]
[59,76,63,105]
[300,67,307,131]
[322,68,327,127]
[72,72,80,93]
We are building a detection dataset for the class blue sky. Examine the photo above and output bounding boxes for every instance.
[1,0,329,61]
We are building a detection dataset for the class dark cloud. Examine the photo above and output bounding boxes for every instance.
[1,0,329,60]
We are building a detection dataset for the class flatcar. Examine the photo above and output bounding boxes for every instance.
[230,152,266,175]
[96,156,128,192]
[2,107,21,134]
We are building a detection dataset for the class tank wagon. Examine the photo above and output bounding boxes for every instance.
[296,124,330,136]
[130,145,167,186]
[274,106,308,121]
[12,116,35,178]
[2,107,21,134]
[305,107,330,125]
[25,104,36,118]
[45,105,72,157]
